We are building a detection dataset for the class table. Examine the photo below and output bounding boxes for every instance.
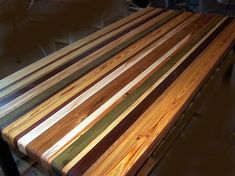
[0,7,235,176]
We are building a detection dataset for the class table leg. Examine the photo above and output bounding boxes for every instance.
[223,62,234,85]
[0,139,20,176]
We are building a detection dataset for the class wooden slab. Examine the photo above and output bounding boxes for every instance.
[0,8,235,176]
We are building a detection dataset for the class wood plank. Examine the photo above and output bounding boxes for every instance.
[137,51,235,176]
[81,19,235,176]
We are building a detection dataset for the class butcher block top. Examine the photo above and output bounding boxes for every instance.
[0,7,235,175]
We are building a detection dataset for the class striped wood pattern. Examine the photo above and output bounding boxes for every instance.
[1,8,235,176]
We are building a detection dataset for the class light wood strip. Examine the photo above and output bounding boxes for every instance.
[82,19,235,176]
[0,8,161,101]
[2,10,180,146]
[0,7,154,90]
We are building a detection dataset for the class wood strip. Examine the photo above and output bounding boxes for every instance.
[49,14,224,174]
[0,8,161,102]
[0,7,154,90]
[81,19,235,176]
[0,9,176,130]
[1,10,183,146]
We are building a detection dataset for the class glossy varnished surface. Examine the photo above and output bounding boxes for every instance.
[1,8,235,175]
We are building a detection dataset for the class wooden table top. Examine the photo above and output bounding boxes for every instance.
[0,7,235,175]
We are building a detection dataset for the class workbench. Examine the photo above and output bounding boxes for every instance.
[0,7,235,176]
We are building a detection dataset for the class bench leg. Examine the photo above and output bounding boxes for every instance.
[223,62,234,86]
[0,139,20,176]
